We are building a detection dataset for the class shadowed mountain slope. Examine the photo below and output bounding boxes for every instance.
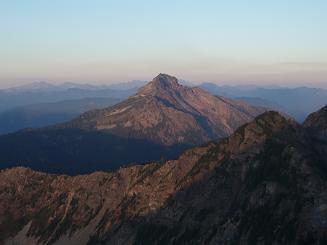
[0,128,188,175]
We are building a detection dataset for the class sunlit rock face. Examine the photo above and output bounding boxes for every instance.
[61,73,265,145]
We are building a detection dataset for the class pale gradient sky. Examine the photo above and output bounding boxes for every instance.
[1,0,327,88]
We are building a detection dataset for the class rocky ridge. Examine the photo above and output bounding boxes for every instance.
[1,108,327,244]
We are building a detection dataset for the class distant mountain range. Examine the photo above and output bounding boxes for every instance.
[1,106,326,244]
[0,81,149,134]
[0,97,122,135]
[0,74,264,174]
[6,80,147,92]
[200,83,327,122]
[1,79,325,135]
[0,82,137,114]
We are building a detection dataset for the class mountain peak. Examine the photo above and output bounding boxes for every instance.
[245,111,298,137]
[137,73,182,95]
[152,73,179,86]
[226,111,298,153]
[61,73,265,145]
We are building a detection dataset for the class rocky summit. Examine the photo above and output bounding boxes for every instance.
[1,107,327,245]
[61,74,265,145]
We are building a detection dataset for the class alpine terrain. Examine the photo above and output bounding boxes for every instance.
[0,74,264,174]
[61,73,265,145]
[1,105,326,244]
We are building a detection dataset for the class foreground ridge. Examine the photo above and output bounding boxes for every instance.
[1,108,327,244]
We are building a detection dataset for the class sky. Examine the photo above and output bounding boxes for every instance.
[0,0,326,88]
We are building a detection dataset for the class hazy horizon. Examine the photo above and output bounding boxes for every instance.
[1,77,327,90]
[1,1,326,88]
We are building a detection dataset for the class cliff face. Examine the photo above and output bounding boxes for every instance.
[1,110,327,245]
[61,74,265,145]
